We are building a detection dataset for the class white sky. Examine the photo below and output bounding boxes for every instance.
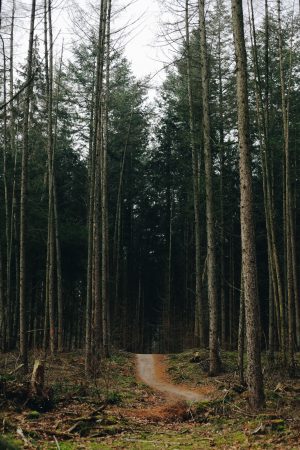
[1,0,299,96]
[2,0,169,88]
[67,0,167,80]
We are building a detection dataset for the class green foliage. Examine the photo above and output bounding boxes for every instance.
[0,437,22,450]
[106,391,122,405]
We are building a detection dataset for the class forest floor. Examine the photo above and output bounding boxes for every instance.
[0,349,300,449]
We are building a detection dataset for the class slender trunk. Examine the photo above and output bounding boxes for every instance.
[20,0,36,371]
[238,269,245,385]
[89,0,109,369]
[165,195,172,352]
[268,255,274,360]
[231,0,264,409]
[277,0,295,370]
[199,0,221,375]
[85,66,96,374]
[7,0,16,351]
[44,0,56,355]
[53,44,64,352]
[218,18,226,348]
[13,215,19,349]
[287,12,299,352]
[113,108,133,342]
[185,0,204,347]
[229,236,235,348]
[1,32,8,351]
[101,0,111,357]
[248,0,285,357]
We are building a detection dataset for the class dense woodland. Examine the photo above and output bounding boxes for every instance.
[0,0,300,410]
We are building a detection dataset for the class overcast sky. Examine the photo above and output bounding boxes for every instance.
[2,0,299,96]
[2,0,168,86]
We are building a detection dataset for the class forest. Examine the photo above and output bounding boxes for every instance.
[0,0,300,448]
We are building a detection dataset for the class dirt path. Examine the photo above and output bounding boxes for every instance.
[136,354,207,402]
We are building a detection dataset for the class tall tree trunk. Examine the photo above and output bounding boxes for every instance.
[248,0,285,358]
[231,0,264,409]
[44,0,56,355]
[217,10,226,348]
[277,0,296,370]
[85,66,96,374]
[87,0,109,372]
[164,192,172,352]
[185,0,204,347]
[7,0,16,351]
[52,43,64,353]
[113,108,133,345]
[19,0,36,371]
[199,0,221,375]
[1,30,9,352]
[101,0,112,357]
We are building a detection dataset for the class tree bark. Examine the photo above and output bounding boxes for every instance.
[101,0,112,358]
[238,269,245,385]
[199,0,221,375]
[231,0,264,409]
[19,0,36,371]
[185,0,204,347]
[248,0,285,358]
[277,0,296,369]
[52,43,64,353]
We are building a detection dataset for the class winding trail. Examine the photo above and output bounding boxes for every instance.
[136,354,207,402]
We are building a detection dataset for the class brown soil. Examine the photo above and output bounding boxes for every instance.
[121,400,192,423]
[1,351,299,448]
[136,353,216,403]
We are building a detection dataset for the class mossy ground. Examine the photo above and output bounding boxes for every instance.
[0,350,300,449]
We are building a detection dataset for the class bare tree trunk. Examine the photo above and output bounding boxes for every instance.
[268,255,274,360]
[231,0,264,409]
[185,0,204,347]
[19,0,36,372]
[44,0,56,355]
[164,193,173,352]
[248,0,285,358]
[12,217,19,349]
[52,43,64,352]
[0,30,8,352]
[277,0,296,370]
[238,269,245,385]
[87,0,109,372]
[199,0,221,375]
[217,12,226,348]
[6,0,16,351]
[101,0,112,358]
[113,108,133,344]
[85,67,96,375]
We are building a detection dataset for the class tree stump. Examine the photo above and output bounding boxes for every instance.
[31,360,44,397]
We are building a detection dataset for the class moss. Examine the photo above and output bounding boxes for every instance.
[194,400,211,413]
[54,443,78,450]
[269,418,285,432]
[214,430,247,447]
[101,415,118,425]
[26,410,40,420]
[0,436,23,450]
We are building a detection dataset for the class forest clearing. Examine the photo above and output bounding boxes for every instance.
[0,350,300,448]
[1,0,300,447]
